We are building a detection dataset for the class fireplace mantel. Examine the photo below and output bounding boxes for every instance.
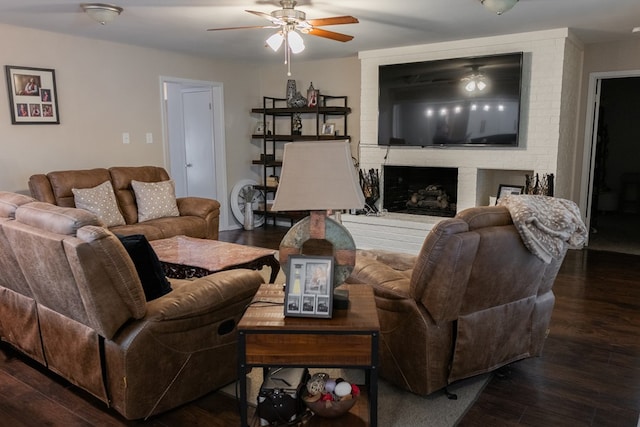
[342,213,442,254]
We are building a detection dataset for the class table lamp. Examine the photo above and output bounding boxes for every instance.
[271,141,365,309]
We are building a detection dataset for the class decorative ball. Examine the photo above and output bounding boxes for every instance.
[334,381,352,397]
[324,379,336,393]
[306,373,328,395]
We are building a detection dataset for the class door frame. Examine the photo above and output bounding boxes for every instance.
[159,76,230,230]
[580,69,640,239]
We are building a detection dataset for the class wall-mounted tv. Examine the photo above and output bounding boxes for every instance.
[378,52,523,147]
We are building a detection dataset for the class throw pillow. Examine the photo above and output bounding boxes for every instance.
[117,234,172,301]
[131,180,180,222]
[72,181,126,227]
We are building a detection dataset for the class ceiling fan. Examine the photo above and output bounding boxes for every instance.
[207,0,359,75]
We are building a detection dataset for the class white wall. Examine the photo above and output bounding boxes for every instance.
[0,23,259,227]
[358,28,583,211]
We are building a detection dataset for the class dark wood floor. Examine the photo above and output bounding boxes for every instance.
[1,226,639,426]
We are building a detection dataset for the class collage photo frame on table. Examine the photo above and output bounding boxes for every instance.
[284,255,334,318]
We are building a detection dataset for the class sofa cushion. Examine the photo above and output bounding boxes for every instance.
[72,181,126,227]
[131,180,180,223]
[117,234,172,301]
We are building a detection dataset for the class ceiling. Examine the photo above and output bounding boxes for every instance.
[1,0,640,64]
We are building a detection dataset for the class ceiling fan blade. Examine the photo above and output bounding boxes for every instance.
[307,16,359,27]
[307,27,354,42]
[246,9,284,26]
[207,25,276,31]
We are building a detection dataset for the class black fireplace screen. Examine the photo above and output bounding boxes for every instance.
[383,166,458,217]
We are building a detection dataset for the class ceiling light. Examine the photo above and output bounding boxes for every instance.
[462,74,488,93]
[479,0,518,15]
[266,32,284,51]
[82,3,123,25]
[632,27,640,33]
[287,30,305,54]
[267,27,306,76]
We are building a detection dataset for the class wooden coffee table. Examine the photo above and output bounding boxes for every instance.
[238,283,380,426]
[149,235,280,283]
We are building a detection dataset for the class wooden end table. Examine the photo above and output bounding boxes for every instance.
[149,235,280,283]
[238,283,379,426]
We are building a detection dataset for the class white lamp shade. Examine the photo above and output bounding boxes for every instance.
[266,32,284,52]
[271,141,365,212]
[287,31,305,54]
[480,0,518,15]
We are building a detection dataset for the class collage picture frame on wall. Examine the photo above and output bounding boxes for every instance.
[5,65,60,124]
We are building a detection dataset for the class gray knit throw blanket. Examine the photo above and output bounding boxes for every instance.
[498,195,587,263]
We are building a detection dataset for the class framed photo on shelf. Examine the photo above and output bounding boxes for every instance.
[496,184,524,204]
[5,65,60,124]
[307,87,319,107]
[321,123,335,135]
[284,255,334,318]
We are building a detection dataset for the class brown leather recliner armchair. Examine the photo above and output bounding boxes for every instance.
[347,205,567,395]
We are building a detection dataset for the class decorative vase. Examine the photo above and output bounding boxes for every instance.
[286,79,297,103]
[243,202,254,231]
[286,79,308,108]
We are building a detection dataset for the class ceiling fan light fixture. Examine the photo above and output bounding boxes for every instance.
[82,3,123,25]
[464,80,477,92]
[287,30,305,54]
[463,74,487,92]
[266,32,284,52]
[479,0,518,15]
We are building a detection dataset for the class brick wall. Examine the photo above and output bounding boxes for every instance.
[357,28,582,211]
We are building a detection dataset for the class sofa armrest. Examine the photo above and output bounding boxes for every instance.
[356,249,417,272]
[348,256,411,300]
[145,269,261,321]
[176,197,220,219]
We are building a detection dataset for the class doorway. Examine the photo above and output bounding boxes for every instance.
[583,73,640,255]
[161,77,230,230]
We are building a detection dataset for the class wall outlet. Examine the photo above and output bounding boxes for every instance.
[122,132,130,144]
[146,133,153,144]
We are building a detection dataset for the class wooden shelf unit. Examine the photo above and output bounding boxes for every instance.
[251,95,351,225]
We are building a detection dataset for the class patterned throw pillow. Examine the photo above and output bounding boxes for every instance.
[72,181,126,227]
[131,179,180,222]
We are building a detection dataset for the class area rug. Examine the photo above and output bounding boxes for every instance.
[220,368,490,427]
[242,264,491,425]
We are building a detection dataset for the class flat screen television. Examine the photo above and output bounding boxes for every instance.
[378,52,523,147]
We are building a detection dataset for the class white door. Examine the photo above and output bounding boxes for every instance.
[161,77,229,229]
[182,89,216,199]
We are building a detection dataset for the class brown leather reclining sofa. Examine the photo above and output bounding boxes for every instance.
[0,191,262,419]
[347,205,568,396]
[28,165,220,240]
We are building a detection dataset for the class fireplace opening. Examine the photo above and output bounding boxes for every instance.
[383,166,458,217]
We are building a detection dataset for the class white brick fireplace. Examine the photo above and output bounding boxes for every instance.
[344,28,584,253]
